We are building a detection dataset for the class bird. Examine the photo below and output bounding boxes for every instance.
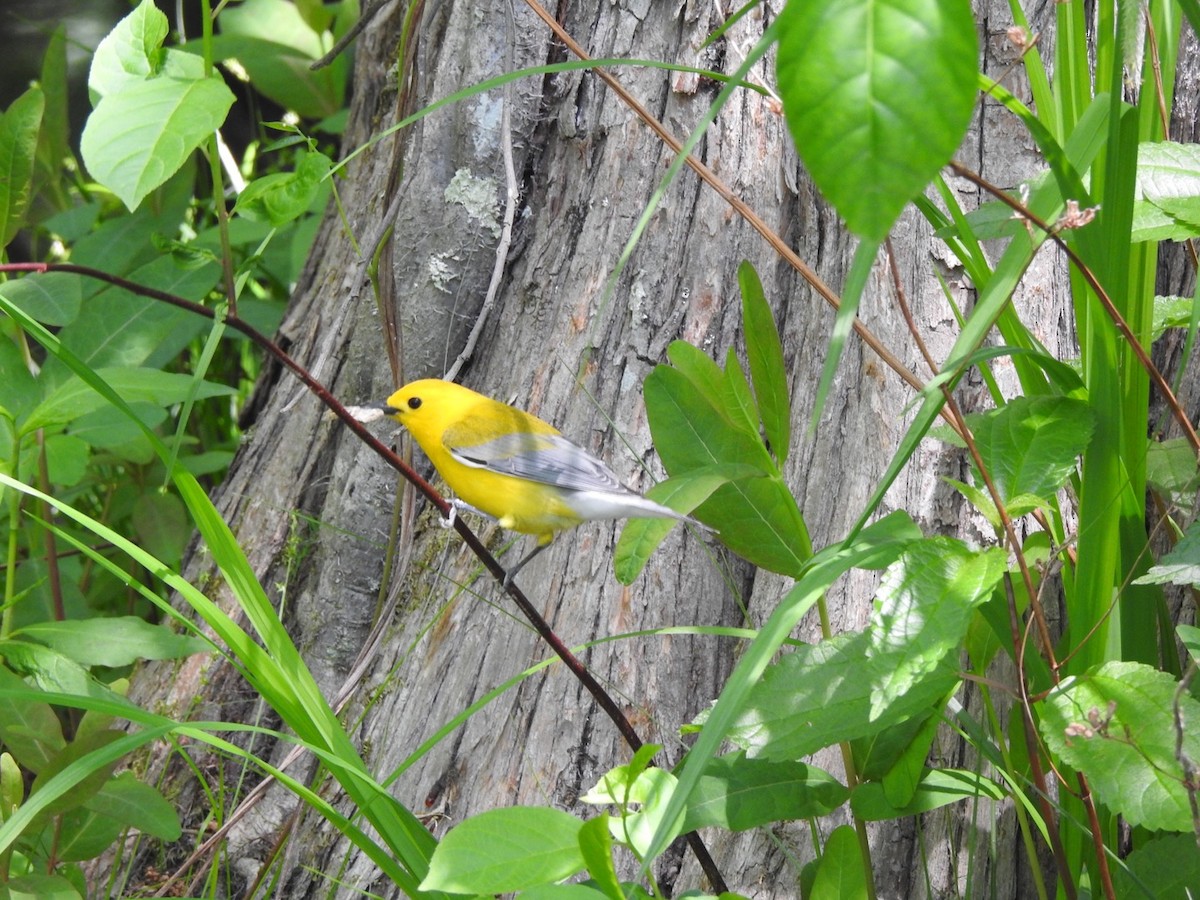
[379,378,701,584]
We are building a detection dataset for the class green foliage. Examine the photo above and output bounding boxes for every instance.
[775,0,978,241]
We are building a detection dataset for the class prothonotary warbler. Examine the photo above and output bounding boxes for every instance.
[380,378,700,584]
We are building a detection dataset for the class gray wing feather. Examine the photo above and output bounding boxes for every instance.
[450,432,629,493]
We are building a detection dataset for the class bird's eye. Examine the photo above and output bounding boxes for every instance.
[407,397,422,410]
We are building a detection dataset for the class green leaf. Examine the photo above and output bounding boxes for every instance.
[809,824,868,900]
[35,26,71,194]
[853,712,940,807]
[725,629,957,761]
[1112,833,1200,900]
[4,872,82,900]
[1,752,21,819]
[869,539,1006,713]
[23,367,236,434]
[966,395,1094,507]
[585,766,683,857]
[13,617,207,668]
[30,731,126,819]
[81,72,235,211]
[132,490,191,570]
[775,0,978,240]
[1135,517,1200,587]
[613,467,746,584]
[1040,661,1200,832]
[0,273,82,328]
[683,753,848,832]
[577,814,623,900]
[0,87,45,247]
[1146,437,1199,508]
[53,804,125,862]
[234,150,333,225]
[419,806,586,893]
[83,771,182,839]
[850,767,1005,820]
[88,0,169,98]
[0,666,65,773]
[35,434,91,487]
[55,257,217,370]
[738,261,790,463]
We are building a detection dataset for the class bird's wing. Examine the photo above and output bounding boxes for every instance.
[444,421,628,494]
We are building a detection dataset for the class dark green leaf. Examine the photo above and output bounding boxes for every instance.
[0,87,45,246]
[776,0,978,240]
[1113,833,1200,900]
[0,273,82,327]
[54,804,124,862]
[738,261,790,463]
[0,666,65,773]
[850,768,1005,820]
[683,753,848,832]
[83,771,182,839]
[30,731,126,819]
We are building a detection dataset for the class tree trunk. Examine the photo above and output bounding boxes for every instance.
[115,1,1198,897]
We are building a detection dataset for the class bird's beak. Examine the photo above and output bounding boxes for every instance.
[369,401,401,415]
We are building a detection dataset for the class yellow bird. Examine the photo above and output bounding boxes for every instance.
[380,379,698,583]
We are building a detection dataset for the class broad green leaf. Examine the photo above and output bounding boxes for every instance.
[966,395,1094,507]
[683,753,848,832]
[1151,295,1196,341]
[614,466,750,584]
[1180,624,1200,666]
[30,731,126,819]
[1112,833,1200,900]
[809,825,868,900]
[88,0,168,99]
[0,273,82,327]
[23,367,236,433]
[645,511,920,863]
[14,617,207,668]
[1041,661,1200,832]
[663,342,754,438]
[869,539,1006,713]
[81,73,235,211]
[725,629,957,761]
[32,433,91,487]
[586,767,683,857]
[67,403,168,450]
[83,771,181,839]
[0,337,39,423]
[0,87,44,247]
[850,768,1005,820]
[1146,436,1200,503]
[853,711,939,808]
[776,0,978,240]
[420,806,585,893]
[738,261,790,463]
[1135,516,1200,587]
[4,872,81,900]
[0,666,65,773]
[56,257,217,369]
[1136,141,1200,206]
[235,151,332,226]
[54,804,125,862]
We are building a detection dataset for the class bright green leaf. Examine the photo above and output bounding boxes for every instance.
[776,0,978,240]
[966,395,1094,507]
[81,73,235,211]
[577,814,623,900]
[0,273,82,328]
[54,804,125,862]
[88,0,168,99]
[420,806,586,893]
[234,151,332,225]
[1113,833,1200,900]
[1041,661,1200,832]
[1,752,21,819]
[809,824,868,900]
[869,539,1006,713]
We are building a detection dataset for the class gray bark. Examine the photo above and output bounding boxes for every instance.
[112,1,1198,898]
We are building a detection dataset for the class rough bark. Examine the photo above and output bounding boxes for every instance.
[113,1,1198,898]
